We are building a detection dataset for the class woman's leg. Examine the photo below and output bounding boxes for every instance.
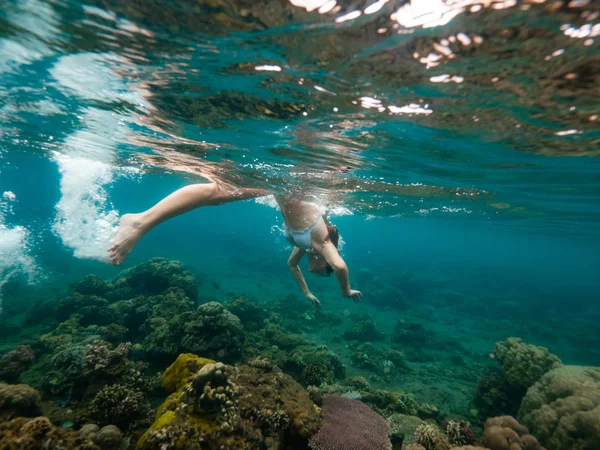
[108,183,269,265]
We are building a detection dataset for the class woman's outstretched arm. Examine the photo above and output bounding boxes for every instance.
[287,247,321,308]
[108,183,269,265]
[319,242,362,301]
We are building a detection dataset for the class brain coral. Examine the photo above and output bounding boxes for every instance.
[519,365,600,450]
[494,338,562,390]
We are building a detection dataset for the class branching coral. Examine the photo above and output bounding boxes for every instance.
[519,365,600,450]
[443,420,475,447]
[413,423,448,450]
[88,383,152,429]
[84,340,132,379]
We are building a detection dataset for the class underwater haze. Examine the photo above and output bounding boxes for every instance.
[1,0,600,449]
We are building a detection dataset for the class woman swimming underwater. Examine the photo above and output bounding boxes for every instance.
[107,183,362,308]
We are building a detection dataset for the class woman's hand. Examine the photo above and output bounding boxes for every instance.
[306,293,321,309]
[345,289,362,302]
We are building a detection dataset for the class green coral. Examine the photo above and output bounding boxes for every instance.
[494,337,562,390]
[387,414,427,447]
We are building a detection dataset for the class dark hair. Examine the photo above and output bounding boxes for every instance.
[323,216,339,276]
[323,216,339,248]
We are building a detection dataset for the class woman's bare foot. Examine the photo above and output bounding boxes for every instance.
[108,213,146,265]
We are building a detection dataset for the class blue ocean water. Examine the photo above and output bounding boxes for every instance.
[1,0,600,448]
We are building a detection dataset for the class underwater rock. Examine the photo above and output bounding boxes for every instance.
[493,338,562,391]
[519,365,600,450]
[308,394,390,450]
[343,313,384,342]
[0,383,42,419]
[0,345,35,382]
[482,416,545,450]
[0,416,100,450]
[227,296,268,328]
[138,354,322,449]
[392,321,444,349]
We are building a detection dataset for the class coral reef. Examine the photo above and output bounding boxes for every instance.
[79,424,124,450]
[227,297,268,328]
[343,313,384,341]
[138,354,322,449]
[0,345,35,382]
[0,383,42,419]
[412,423,450,450]
[519,365,600,450]
[473,338,562,419]
[178,302,245,362]
[443,420,475,447]
[482,416,545,450]
[493,338,562,391]
[88,383,152,429]
[83,341,133,380]
[309,394,391,450]
[349,342,409,378]
[387,413,426,447]
[0,416,100,449]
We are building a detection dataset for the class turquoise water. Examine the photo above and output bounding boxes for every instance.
[1,1,600,449]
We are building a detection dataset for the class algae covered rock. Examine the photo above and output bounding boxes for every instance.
[519,365,600,450]
[161,353,216,393]
[494,338,562,390]
[137,354,322,449]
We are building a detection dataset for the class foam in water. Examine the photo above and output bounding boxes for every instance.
[49,52,145,260]
[0,191,38,313]
[51,151,120,261]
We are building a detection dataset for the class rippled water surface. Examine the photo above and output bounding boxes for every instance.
[2,0,599,228]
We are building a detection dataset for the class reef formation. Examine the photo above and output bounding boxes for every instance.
[0,258,598,450]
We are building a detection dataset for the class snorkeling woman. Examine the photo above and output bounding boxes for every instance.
[107,183,362,308]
